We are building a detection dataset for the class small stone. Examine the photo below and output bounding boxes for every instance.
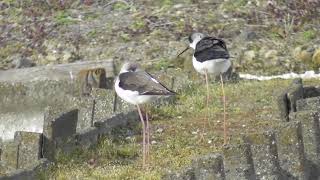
[312,48,320,66]
[240,29,257,41]
[11,56,35,69]
[264,50,278,59]
[156,128,164,133]
[264,50,279,67]
[62,51,73,63]
[46,54,57,62]
[293,46,314,63]
[173,4,183,8]
[242,50,256,62]
[191,131,198,135]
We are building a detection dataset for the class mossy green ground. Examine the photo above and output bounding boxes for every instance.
[38,78,320,179]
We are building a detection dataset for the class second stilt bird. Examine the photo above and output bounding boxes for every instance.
[178,32,231,145]
[115,62,176,168]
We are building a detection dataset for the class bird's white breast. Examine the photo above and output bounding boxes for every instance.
[192,56,231,76]
[114,78,157,105]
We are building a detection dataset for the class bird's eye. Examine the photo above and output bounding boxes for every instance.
[129,66,137,72]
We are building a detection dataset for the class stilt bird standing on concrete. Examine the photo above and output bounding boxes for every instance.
[115,62,176,168]
[178,33,231,145]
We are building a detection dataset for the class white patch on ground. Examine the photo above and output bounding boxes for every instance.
[239,70,320,81]
[0,111,43,141]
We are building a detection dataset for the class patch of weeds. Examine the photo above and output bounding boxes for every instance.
[131,18,146,31]
[54,11,78,25]
[2,0,16,4]
[5,7,23,22]
[161,0,173,7]
[151,103,180,120]
[266,29,282,42]
[55,147,87,164]
[87,29,98,38]
[116,143,139,159]
[0,43,23,59]
[174,20,186,32]
[112,2,129,10]
[153,58,172,71]
[119,32,131,42]
[83,12,100,21]
[223,0,248,11]
[302,30,316,41]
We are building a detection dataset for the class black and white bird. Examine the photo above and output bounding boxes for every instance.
[115,62,175,167]
[178,32,231,145]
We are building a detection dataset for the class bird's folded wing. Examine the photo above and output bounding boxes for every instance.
[119,71,175,95]
[195,37,229,62]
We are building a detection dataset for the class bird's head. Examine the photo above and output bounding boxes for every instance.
[120,62,140,73]
[177,32,205,57]
[188,32,205,49]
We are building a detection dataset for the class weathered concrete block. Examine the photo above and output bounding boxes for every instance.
[277,78,304,122]
[42,106,78,160]
[223,143,256,180]
[303,86,320,98]
[94,111,139,130]
[275,121,307,179]
[0,141,18,171]
[76,110,139,149]
[192,153,225,180]
[296,96,320,111]
[14,131,42,169]
[286,78,304,112]
[277,91,289,122]
[77,68,108,96]
[91,88,128,123]
[290,110,320,179]
[0,59,114,83]
[243,131,282,179]
[0,158,49,180]
[77,97,95,132]
[94,111,140,142]
[75,127,100,149]
[290,111,320,163]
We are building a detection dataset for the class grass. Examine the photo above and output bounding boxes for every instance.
[54,11,78,25]
[302,30,317,41]
[39,78,320,179]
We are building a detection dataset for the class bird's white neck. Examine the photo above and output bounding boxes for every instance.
[189,37,202,49]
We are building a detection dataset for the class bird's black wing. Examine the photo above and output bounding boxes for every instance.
[119,71,175,95]
[194,37,229,62]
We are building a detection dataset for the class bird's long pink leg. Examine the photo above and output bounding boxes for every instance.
[145,108,150,161]
[137,105,146,168]
[220,74,227,145]
[205,70,210,127]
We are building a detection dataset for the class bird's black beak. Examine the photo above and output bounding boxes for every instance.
[177,46,190,57]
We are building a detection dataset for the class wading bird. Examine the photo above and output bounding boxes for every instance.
[115,62,176,167]
[178,33,231,145]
